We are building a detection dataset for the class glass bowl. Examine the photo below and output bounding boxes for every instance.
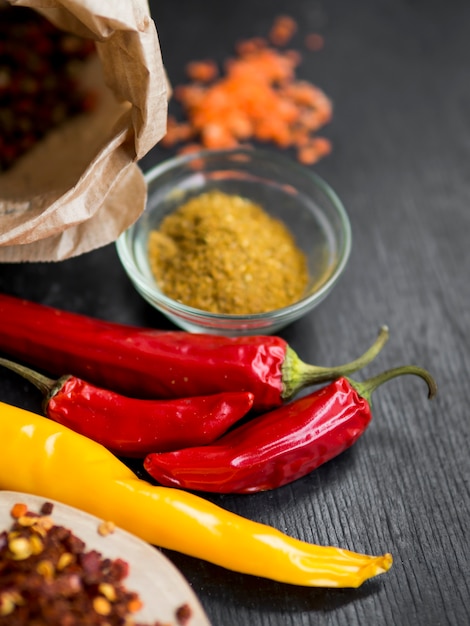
[116,147,351,336]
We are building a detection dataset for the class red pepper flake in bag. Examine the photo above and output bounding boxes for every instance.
[0,5,98,171]
[161,15,332,165]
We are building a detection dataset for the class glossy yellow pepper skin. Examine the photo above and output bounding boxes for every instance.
[0,401,392,587]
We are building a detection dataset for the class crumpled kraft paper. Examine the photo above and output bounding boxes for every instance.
[0,0,168,262]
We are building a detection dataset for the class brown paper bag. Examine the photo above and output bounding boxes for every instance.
[0,0,168,262]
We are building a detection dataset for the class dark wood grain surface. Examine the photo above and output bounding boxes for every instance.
[1,1,469,624]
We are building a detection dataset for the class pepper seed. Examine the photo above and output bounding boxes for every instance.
[29,534,44,555]
[57,552,75,570]
[17,515,38,527]
[36,559,55,581]
[98,520,115,536]
[98,582,117,602]
[8,536,33,560]
[93,595,112,616]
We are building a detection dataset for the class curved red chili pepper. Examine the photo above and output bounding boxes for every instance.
[143,366,437,493]
[0,294,388,411]
[0,357,254,458]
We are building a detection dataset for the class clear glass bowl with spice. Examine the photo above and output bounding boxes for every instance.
[116,147,351,336]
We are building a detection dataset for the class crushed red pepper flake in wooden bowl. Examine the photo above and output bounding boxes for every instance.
[0,501,191,626]
[161,15,332,165]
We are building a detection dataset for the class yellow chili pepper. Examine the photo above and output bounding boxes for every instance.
[0,401,392,587]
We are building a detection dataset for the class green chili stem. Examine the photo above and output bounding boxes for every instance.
[0,356,58,397]
[349,365,437,405]
[282,325,390,400]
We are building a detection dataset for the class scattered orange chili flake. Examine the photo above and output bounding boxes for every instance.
[162,15,332,166]
[235,36,267,56]
[298,137,332,165]
[185,59,219,83]
[160,116,194,148]
[269,15,298,46]
[176,602,193,625]
[305,32,325,51]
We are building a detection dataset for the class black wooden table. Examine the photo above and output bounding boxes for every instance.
[1,1,469,624]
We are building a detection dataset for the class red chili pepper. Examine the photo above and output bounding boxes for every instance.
[0,294,389,411]
[0,357,254,458]
[144,365,437,493]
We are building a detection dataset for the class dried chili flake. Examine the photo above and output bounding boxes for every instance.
[162,15,332,165]
[10,503,28,519]
[40,502,54,516]
[235,36,268,56]
[185,59,219,83]
[98,520,116,537]
[0,502,191,626]
[0,5,98,171]
[298,137,332,165]
[176,603,193,625]
[269,15,298,46]
[305,33,325,51]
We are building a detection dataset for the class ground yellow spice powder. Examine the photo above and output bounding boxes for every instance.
[148,190,308,315]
